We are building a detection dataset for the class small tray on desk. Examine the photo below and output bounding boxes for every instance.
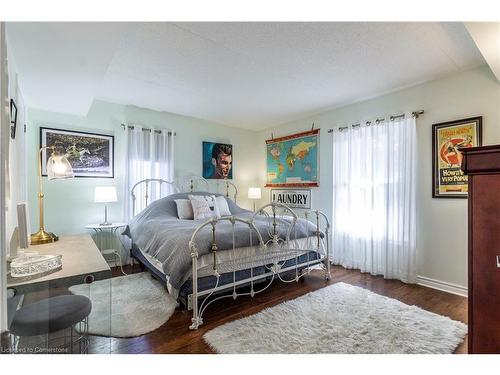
[10,253,62,278]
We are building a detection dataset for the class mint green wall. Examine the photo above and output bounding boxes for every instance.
[27,100,259,236]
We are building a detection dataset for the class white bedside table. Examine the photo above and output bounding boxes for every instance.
[85,223,127,276]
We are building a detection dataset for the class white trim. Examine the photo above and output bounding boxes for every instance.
[416,275,468,297]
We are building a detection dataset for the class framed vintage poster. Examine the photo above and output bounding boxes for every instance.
[432,116,482,198]
[265,129,319,187]
[271,189,311,209]
[202,141,233,179]
[40,127,114,178]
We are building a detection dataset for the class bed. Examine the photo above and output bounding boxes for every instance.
[124,177,331,330]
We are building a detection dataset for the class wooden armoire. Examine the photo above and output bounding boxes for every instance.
[461,145,500,354]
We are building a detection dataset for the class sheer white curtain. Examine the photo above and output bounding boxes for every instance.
[124,125,175,220]
[331,116,417,283]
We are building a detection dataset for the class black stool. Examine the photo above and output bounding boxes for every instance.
[10,295,92,354]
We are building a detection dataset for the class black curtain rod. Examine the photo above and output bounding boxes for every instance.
[328,110,424,133]
[121,123,176,136]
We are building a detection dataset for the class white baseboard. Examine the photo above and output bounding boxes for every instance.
[416,275,468,297]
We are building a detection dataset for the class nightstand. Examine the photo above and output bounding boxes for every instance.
[85,223,127,276]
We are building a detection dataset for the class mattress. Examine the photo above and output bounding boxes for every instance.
[136,236,323,298]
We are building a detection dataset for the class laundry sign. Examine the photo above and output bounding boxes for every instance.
[270,189,311,209]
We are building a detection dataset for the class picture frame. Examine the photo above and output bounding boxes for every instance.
[202,141,233,180]
[432,116,482,198]
[10,99,18,139]
[265,129,319,187]
[40,127,114,178]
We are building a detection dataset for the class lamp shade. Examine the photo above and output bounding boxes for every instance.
[47,154,74,180]
[248,187,262,200]
[94,186,118,203]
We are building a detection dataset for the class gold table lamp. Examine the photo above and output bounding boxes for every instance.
[31,146,74,245]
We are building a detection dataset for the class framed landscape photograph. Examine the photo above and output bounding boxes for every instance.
[432,116,482,198]
[40,127,114,178]
[265,129,319,187]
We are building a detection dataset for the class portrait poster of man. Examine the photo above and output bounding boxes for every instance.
[202,142,233,179]
[432,116,482,198]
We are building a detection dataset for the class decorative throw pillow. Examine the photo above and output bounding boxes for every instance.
[215,196,231,216]
[174,199,194,219]
[189,195,220,220]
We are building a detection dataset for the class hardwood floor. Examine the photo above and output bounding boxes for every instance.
[87,264,468,354]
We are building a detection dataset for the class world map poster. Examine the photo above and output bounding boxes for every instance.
[265,129,319,187]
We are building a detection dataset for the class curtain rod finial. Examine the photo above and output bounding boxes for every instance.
[412,110,425,118]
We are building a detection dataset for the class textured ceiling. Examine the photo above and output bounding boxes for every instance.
[7,22,485,130]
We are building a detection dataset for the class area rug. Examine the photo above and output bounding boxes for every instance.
[203,282,467,354]
[69,272,177,338]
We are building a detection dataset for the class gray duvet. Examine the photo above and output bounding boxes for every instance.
[124,192,319,289]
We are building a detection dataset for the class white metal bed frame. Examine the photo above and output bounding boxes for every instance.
[182,175,238,203]
[131,177,238,214]
[131,178,180,216]
[129,177,330,330]
[188,203,330,329]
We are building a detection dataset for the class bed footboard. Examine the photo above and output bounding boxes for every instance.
[188,203,330,330]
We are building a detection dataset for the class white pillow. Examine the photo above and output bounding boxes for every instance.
[215,196,231,216]
[189,195,220,220]
[174,199,194,219]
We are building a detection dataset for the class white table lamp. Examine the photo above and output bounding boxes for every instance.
[248,187,262,211]
[95,186,117,226]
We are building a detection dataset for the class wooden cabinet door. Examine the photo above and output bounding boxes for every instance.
[470,174,500,353]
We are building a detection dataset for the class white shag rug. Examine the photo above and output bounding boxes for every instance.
[204,282,467,354]
[69,272,177,338]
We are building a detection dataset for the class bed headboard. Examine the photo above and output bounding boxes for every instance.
[183,176,238,202]
[219,180,238,203]
[131,178,180,216]
[130,176,239,217]
[184,176,209,193]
